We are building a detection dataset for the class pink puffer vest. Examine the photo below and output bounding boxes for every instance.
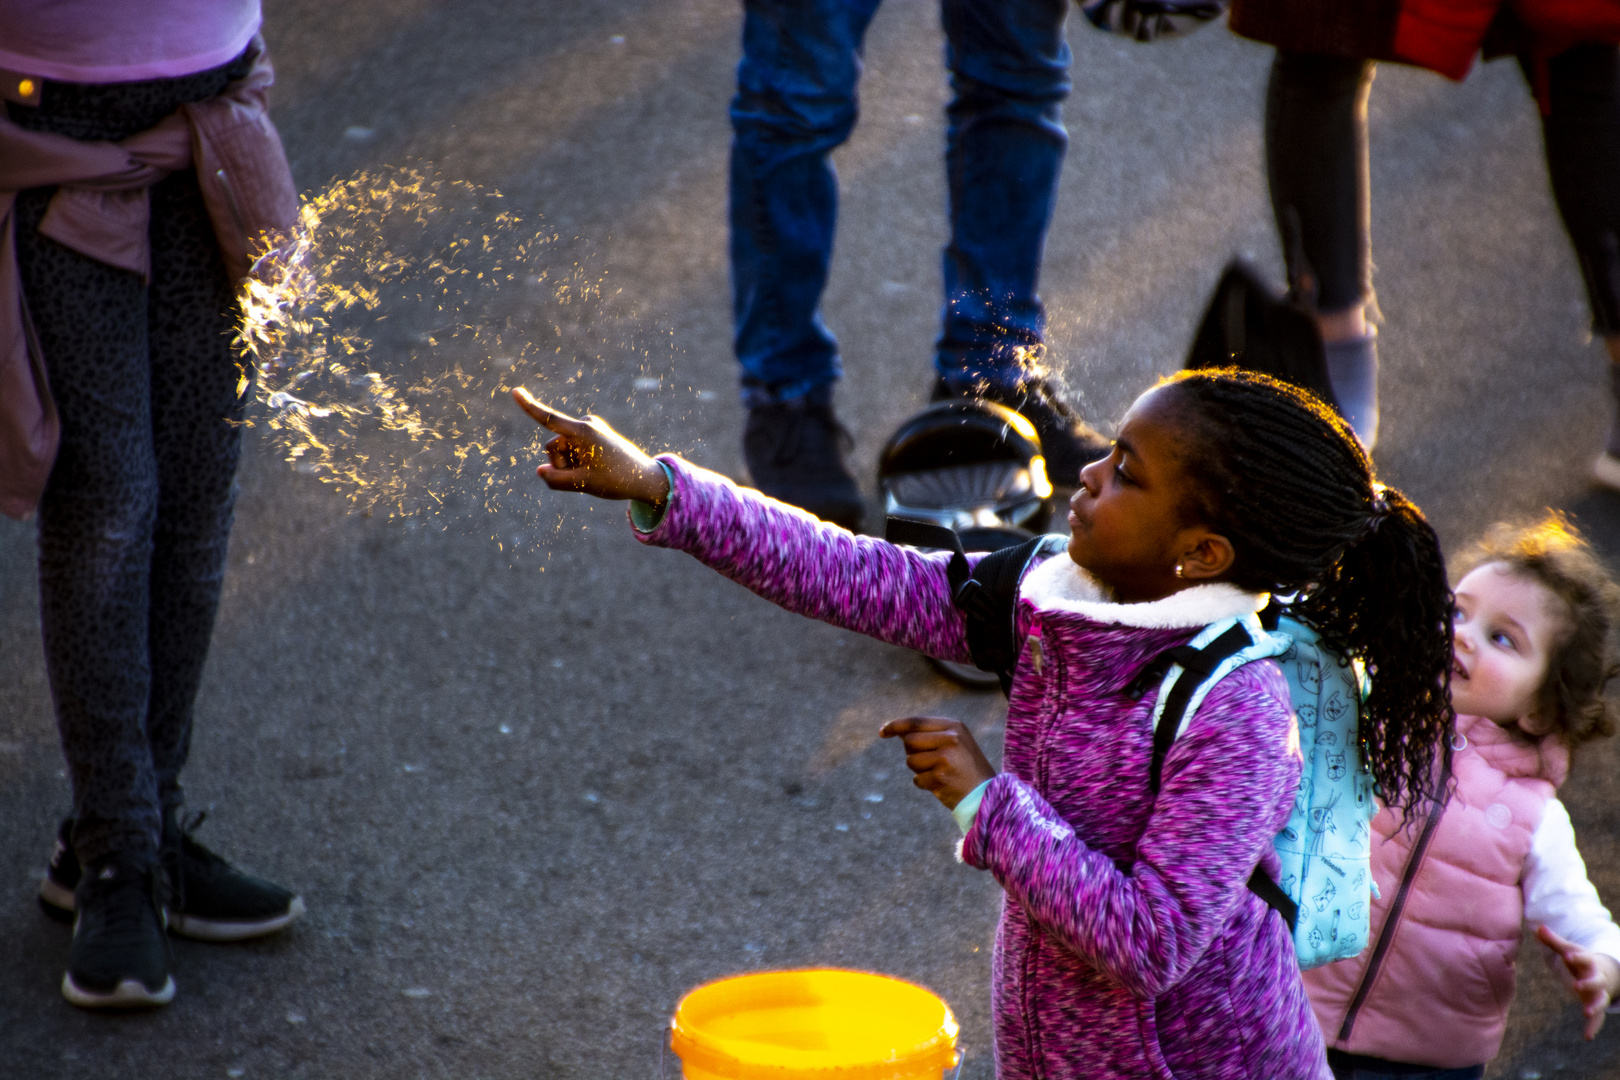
[1303,714,1569,1067]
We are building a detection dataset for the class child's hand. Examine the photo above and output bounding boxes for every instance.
[513,388,670,504]
[879,717,996,811]
[1537,924,1620,1039]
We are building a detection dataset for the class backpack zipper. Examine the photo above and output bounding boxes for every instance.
[1335,761,1451,1042]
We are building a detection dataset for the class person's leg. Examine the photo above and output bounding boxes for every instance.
[23,188,164,871]
[936,0,1069,390]
[730,0,878,402]
[729,0,881,527]
[1529,44,1620,486]
[143,169,242,817]
[141,167,305,941]
[1265,50,1381,449]
[934,0,1108,487]
[19,186,174,1007]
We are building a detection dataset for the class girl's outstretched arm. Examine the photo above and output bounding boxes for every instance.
[961,666,1300,999]
[514,390,977,661]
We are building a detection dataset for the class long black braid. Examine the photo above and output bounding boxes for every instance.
[1161,368,1453,813]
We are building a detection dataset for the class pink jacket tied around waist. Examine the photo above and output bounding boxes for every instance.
[0,38,298,520]
[1304,714,1569,1068]
[633,456,1330,1080]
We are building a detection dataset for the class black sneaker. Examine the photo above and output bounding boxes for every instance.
[163,812,305,941]
[63,854,174,1009]
[743,398,865,531]
[38,817,77,923]
[38,815,305,942]
[933,377,1111,491]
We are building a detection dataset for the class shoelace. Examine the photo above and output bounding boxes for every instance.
[162,809,225,913]
[83,860,174,966]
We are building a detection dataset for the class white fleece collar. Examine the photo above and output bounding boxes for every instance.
[1020,553,1268,629]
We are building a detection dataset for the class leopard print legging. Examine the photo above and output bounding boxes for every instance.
[12,51,255,866]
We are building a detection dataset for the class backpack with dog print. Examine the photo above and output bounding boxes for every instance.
[1140,610,1375,970]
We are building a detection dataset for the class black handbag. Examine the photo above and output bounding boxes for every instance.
[1184,259,1339,413]
[1077,0,1228,42]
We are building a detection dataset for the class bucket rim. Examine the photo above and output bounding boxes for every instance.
[669,967,959,1080]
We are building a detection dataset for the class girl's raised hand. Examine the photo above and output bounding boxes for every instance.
[513,388,670,504]
[1537,924,1620,1039]
[879,717,996,810]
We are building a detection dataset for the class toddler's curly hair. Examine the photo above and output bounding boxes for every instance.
[1454,514,1620,747]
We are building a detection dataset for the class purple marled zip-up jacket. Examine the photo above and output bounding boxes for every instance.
[635,456,1328,1080]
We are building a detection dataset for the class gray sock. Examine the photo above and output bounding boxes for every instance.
[1324,333,1379,452]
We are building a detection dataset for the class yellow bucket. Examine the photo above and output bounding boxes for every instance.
[669,969,960,1080]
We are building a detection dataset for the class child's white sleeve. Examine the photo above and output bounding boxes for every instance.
[1523,798,1620,965]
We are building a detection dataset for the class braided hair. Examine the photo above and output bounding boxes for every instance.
[1159,368,1453,812]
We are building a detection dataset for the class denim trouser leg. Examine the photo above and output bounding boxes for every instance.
[936,0,1070,392]
[730,0,883,406]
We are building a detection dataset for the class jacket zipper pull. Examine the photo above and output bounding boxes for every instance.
[1027,635,1044,676]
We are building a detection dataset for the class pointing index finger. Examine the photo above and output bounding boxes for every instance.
[512,387,584,434]
[880,716,961,738]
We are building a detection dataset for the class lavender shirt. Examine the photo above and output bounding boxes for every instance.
[0,1,260,83]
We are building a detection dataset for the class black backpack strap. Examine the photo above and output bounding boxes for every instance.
[886,518,1053,696]
[885,518,972,596]
[1141,618,1299,932]
[961,536,1052,694]
[1147,621,1255,795]
[1247,867,1299,932]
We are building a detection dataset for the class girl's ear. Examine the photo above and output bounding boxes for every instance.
[1178,531,1236,583]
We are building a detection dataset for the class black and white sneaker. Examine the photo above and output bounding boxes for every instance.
[933,377,1110,491]
[38,815,305,942]
[63,854,175,1009]
[163,812,305,941]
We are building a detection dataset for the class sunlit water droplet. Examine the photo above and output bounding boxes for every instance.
[233,165,698,556]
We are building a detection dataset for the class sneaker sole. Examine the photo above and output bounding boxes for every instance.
[1595,453,1620,492]
[62,973,175,1009]
[169,895,306,942]
[42,878,304,942]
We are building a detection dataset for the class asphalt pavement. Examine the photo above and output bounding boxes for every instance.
[4,1,1620,1077]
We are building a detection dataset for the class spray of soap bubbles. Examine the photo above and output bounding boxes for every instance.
[235,164,694,551]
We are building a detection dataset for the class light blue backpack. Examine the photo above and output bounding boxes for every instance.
[1143,611,1375,969]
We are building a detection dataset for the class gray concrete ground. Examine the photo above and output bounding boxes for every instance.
[4,1,1620,1077]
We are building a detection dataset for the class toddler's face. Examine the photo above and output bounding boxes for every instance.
[1451,562,1562,735]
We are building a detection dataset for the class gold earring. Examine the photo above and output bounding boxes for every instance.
[1174,563,1185,579]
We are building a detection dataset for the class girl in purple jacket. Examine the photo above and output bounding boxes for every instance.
[513,369,1455,1080]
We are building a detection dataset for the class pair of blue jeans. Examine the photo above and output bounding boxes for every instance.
[729,0,1071,406]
